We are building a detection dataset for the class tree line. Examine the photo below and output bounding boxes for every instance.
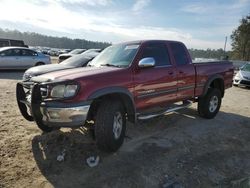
[188,48,229,60]
[1,24,249,61]
[0,28,111,50]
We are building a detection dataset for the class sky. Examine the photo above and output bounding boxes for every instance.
[0,0,249,50]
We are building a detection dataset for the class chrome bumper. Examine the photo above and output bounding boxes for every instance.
[40,105,90,127]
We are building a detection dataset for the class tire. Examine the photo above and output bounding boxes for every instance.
[95,100,126,152]
[198,88,222,119]
[35,62,45,66]
[36,121,59,133]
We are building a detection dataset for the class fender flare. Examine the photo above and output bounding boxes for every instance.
[202,74,224,97]
[87,86,136,122]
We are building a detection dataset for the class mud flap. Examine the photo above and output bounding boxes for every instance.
[16,82,34,121]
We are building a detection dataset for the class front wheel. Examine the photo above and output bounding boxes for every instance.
[95,100,126,152]
[198,88,222,119]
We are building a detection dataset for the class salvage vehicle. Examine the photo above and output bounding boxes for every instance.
[0,47,50,70]
[16,40,234,152]
[58,48,86,62]
[233,63,250,87]
[22,51,100,81]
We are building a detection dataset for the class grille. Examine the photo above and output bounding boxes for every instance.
[243,76,250,80]
[240,80,250,86]
[22,82,48,100]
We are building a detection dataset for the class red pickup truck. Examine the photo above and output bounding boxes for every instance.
[16,40,234,151]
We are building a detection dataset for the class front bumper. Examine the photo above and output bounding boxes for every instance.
[16,82,91,128]
[233,78,250,86]
[40,105,90,127]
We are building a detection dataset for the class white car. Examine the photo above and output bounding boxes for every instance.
[233,63,250,87]
[0,46,51,69]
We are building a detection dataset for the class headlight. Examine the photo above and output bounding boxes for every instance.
[234,72,241,79]
[51,84,78,98]
[23,73,31,81]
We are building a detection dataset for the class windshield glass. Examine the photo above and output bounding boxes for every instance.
[69,49,85,54]
[241,64,250,72]
[61,54,91,66]
[89,43,140,67]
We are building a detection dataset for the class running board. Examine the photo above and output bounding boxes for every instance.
[137,100,192,120]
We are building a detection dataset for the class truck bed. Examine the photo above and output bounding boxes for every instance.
[194,61,234,97]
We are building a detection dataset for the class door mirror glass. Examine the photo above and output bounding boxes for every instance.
[138,57,155,68]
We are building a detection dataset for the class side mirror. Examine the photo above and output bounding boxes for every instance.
[138,57,155,68]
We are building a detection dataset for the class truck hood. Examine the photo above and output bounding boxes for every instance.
[31,66,123,83]
[25,64,74,77]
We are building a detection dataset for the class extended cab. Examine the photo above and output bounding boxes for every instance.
[16,40,234,152]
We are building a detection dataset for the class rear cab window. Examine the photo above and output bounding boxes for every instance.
[170,42,189,65]
[141,42,171,67]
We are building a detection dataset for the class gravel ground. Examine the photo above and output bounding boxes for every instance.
[0,70,250,188]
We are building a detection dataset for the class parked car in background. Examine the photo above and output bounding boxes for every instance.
[58,48,86,62]
[58,49,71,55]
[22,51,100,81]
[0,47,51,70]
[81,49,102,56]
[233,63,250,87]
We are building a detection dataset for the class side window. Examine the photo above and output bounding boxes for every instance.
[0,49,20,56]
[141,43,171,66]
[0,50,9,56]
[170,43,189,65]
[22,49,37,56]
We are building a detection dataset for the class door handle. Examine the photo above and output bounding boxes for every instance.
[179,71,184,74]
[168,72,174,75]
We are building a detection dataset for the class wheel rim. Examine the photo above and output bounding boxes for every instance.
[209,95,219,113]
[113,112,123,140]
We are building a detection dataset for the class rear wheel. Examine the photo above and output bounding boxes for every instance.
[35,62,45,66]
[198,88,222,119]
[95,100,126,152]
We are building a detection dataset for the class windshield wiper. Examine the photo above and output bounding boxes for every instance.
[100,63,122,68]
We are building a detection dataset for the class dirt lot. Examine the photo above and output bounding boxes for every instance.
[0,70,250,188]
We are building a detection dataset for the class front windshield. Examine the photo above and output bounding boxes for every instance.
[89,43,140,68]
[61,54,91,66]
[241,64,250,72]
[70,49,85,54]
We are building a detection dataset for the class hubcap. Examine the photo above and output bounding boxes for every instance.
[209,95,219,113]
[113,112,123,140]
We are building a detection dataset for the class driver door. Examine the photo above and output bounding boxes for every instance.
[134,42,177,110]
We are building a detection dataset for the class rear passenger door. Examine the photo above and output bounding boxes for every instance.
[20,49,38,68]
[134,42,177,110]
[169,42,195,100]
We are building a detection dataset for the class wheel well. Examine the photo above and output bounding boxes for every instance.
[87,93,136,123]
[209,78,224,97]
[35,62,45,66]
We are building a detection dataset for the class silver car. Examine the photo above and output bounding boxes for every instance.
[233,63,250,87]
[0,46,51,69]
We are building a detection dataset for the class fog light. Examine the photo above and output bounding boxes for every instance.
[48,111,60,119]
